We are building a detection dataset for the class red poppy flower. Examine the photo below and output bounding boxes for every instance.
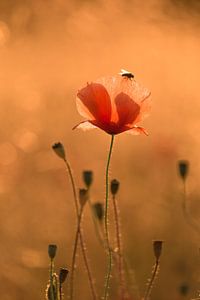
[74,75,151,135]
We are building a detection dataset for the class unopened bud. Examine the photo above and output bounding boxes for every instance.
[153,240,163,261]
[48,244,57,259]
[111,179,120,195]
[93,202,104,221]
[79,189,88,207]
[59,268,69,284]
[83,170,93,188]
[179,283,189,296]
[52,142,66,160]
[178,160,189,180]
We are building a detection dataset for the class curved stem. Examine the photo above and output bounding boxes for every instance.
[64,159,97,300]
[143,260,159,300]
[69,206,84,300]
[103,134,115,300]
[64,159,79,217]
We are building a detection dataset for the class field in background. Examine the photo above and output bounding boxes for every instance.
[0,0,200,299]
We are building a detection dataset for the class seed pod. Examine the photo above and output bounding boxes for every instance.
[111,179,120,195]
[79,189,88,207]
[153,240,163,261]
[52,142,66,160]
[83,170,93,188]
[93,202,104,221]
[48,244,57,259]
[59,268,69,284]
[178,160,189,180]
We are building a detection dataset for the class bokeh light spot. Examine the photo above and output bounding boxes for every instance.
[0,21,10,47]
[14,129,39,153]
[21,248,46,268]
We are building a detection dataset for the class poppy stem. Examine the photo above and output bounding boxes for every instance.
[103,134,115,300]
[112,193,128,299]
[63,159,97,300]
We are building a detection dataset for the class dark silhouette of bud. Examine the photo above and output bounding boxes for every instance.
[178,160,189,180]
[48,244,57,259]
[52,142,66,160]
[111,179,120,195]
[79,189,88,207]
[93,202,104,221]
[59,268,69,284]
[179,283,189,296]
[83,170,93,188]
[153,240,163,261]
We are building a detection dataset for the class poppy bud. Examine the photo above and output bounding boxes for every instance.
[48,244,57,259]
[79,189,88,207]
[153,240,163,261]
[52,142,66,160]
[59,268,69,284]
[178,160,189,180]
[93,202,104,221]
[83,170,93,188]
[179,283,189,296]
[111,179,120,195]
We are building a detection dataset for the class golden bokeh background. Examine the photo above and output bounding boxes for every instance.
[1,0,200,299]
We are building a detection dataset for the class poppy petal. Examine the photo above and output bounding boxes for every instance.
[77,83,112,123]
[73,120,98,131]
[127,125,149,136]
[134,92,152,124]
[115,92,140,127]
[96,76,151,124]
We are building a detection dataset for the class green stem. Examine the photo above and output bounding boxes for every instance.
[103,134,115,300]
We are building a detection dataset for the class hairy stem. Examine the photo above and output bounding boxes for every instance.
[69,206,84,300]
[50,259,55,300]
[103,134,115,300]
[112,194,127,299]
[64,159,97,300]
[143,260,159,300]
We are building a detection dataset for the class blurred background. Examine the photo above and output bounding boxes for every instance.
[1,0,200,299]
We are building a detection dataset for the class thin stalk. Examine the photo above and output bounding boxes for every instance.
[64,159,79,217]
[112,194,127,299]
[87,189,105,247]
[70,205,97,300]
[70,205,84,300]
[103,134,115,300]
[64,159,97,300]
[50,259,55,300]
[59,284,62,300]
[143,260,159,300]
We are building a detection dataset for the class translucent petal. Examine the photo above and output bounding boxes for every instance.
[77,82,111,123]
[73,120,98,131]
